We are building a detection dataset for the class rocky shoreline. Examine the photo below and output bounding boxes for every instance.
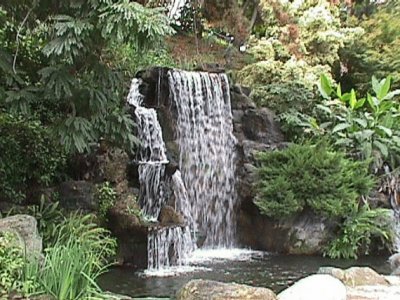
[176,266,400,300]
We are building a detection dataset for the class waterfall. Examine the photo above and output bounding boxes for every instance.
[168,70,238,248]
[127,78,195,271]
[167,0,187,20]
[127,69,237,272]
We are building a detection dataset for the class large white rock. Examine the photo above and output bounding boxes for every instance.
[278,274,346,300]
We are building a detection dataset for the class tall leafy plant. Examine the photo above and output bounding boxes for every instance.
[286,74,400,169]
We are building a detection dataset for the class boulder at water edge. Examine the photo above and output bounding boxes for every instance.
[389,253,400,275]
[0,214,42,258]
[318,266,389,286]
[277,274,346,300]
[176,279,277,300]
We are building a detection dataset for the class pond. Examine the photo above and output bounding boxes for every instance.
[98,249,391,299]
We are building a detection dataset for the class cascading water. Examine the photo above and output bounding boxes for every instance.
[168,70,238,248]
[167,0,187,20]
[127,78,195,271]
[127,69,238,273]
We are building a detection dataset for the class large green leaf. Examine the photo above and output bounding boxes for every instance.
[373,140,389,157]
[377,76,391,100]
[332,123,351,134]
[353,118,367,128]
[349,89,357,109]
[372,76,380,96]
[318,74,332,99]
[377,125,393,137]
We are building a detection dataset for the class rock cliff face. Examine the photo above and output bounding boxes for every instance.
[135,67,332,255]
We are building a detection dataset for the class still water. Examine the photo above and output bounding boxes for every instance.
[99,249,391,299]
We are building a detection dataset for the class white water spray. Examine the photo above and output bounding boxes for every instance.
[127,78,195,271]
[168,70,238,248]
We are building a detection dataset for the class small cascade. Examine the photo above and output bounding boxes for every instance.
[168,70,238,248]
[167,0,187,20]
[128,79,168,219]
[127,78,194,271]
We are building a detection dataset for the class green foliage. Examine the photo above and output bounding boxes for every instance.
[27,196,63,248]
[325,205,394,259]
[255,141,374,219]
[291,74,400,169]
[97,182,117,220]
[250,81,315,114]
[0,231,24,296]
[9,213,117,299]
[0,114,65,203]
[340,0,400,92]
[0,0,174,154]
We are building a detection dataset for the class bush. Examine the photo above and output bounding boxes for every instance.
[325,206,394,259]
[250,81,316,114]
[0,231,24,295]
[0,114,65,203]
[96,182,117,221]
[254,141,375,219]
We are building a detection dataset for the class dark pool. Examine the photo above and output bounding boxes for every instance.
[98,250,391,299]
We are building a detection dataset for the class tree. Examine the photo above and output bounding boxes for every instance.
[0,0,174,153]
[339,0,400,92]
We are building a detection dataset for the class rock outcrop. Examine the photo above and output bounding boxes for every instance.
[176,279,277,300]
[0,214,42,259]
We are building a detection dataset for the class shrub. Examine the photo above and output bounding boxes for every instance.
[254,141,375,219]
[0,114,65,203]
[325,205,394,259]
[96,182,117,221]
[0,231,24,295]
[250,81,315,114]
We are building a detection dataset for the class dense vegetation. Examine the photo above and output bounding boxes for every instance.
[255,141,374,219]
[1,0,400,296]
[250,0,400,258]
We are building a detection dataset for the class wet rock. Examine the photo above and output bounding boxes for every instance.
[233,84,251,97]
[277,274,346,300]
[101,149,130,184]
[107,203,148,268]
[318,266,389,287]
[287,213,335,255]
[176,279,277,300]
[231,91,256,110]
[237,209,334,255]
[389,253,400,275]
[0,214,42,259]
[58,180,97,211]
[241,108,284,144]
[158,205,185,226]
